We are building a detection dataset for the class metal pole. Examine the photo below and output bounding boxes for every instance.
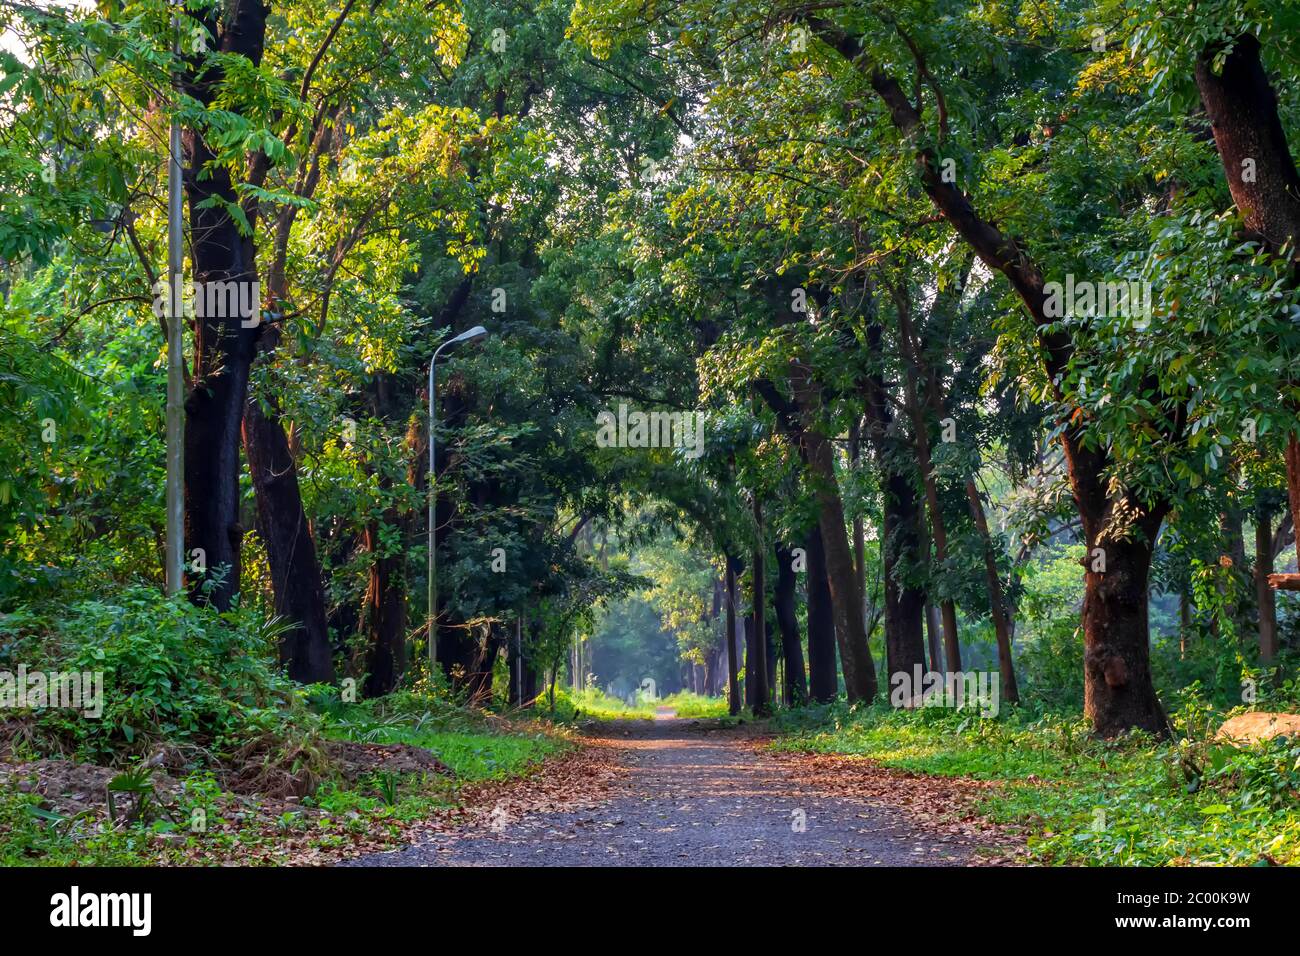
[424,326,487,684]
[165,1,185,596]
[427,348,439,678]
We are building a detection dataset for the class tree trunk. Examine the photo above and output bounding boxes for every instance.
[743,615,755,709]
[1256,507,1279,662]
[1194,34,1300,265]
[786,366,878,702]
[966,480,1019,702]
[361,510,405,697]
[774,543,808,705]
[1082,533,1168,736]
[892,287,961,672]
[242,398,335,683]
[724,556,743,715]
[359,374,411,696]
[750,500,772,716]
[1195,33,1300,582]
[507,617,533,706]
[804,523,839,702]
[849,421,866,609]
[463,623,503,706]
[925,603,944,673]
[861,311,928,681]
[179,0,271,611]
[1287,436,1300,570]
[879,475,929,682]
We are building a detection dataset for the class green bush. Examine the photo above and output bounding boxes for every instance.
[1016,616,1084,714]
[0,586,308,761]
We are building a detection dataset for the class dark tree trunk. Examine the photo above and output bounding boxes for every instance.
[508,617,541,706]
[705,578,724,696]
[361,511,406,697]
[359,374,411,697]
[1195,33,1300,590]
[750,502,772,716]
[804,524,839,702]
[849,421,867,609]
[892,288,960,673]
[238,105,337,686]
[774,543,808,705]
[1082,534,1168,736]
[243,398,334,683]
[180,1,270,610]
[1285,440,1300,569]
[725,556,743,715]
[785,365,878,702]
[1214,505,1248,642]
[1255,507,1279,662]
[879,467,928,681]
[743,615,755,709]
[766,627,780,702]
[861,312,928,681]
[1194,34,1300,266]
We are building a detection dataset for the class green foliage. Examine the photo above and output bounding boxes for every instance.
[0,587,308,761]
[553,687,729,721]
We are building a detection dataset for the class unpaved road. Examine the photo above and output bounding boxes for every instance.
[346,718,998,867]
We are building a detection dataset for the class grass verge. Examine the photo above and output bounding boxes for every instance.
[1,692,572,866]
[553,688,732,721]
[770,700,1300,866]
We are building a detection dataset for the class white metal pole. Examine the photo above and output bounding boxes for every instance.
[425,326,487,684]
[165,1,185,596]
[427,346,440,679]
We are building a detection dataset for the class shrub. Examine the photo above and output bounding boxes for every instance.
[1016,616,1084,714]
[0,586,309,762]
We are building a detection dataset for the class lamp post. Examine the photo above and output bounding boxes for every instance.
[427,325,488,680]
[165,0,185,596]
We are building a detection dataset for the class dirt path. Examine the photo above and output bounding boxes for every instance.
[346,718,1008,867]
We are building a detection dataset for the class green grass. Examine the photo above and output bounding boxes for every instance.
[323,711,569,785]
[555,688,731,720]
[0,787,165,865]
[771,701,1300,866]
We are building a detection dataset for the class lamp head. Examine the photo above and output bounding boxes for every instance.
[451,325,488,346]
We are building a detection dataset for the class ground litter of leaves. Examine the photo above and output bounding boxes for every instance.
[4,717,1024,866]
[0,726,584,866]
[344,717,1024,867]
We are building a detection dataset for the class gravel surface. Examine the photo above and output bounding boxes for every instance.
[345,717,989,867]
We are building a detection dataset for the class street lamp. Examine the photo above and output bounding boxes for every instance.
[427,325,488,681]
[164,0,185,596]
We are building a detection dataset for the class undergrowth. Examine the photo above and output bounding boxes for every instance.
[771,693,1300,866]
